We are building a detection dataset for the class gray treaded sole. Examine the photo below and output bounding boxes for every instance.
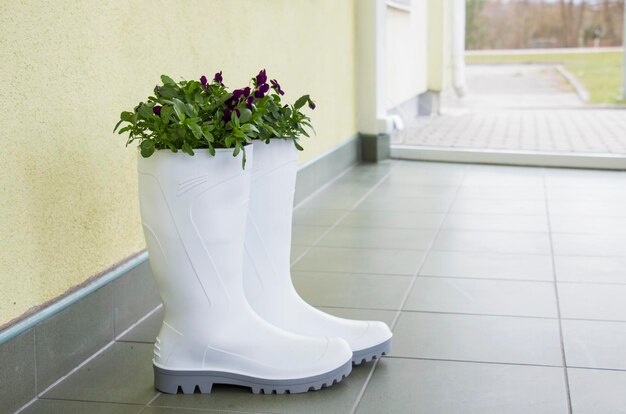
[154,359,352,394]
[352,337,392,365]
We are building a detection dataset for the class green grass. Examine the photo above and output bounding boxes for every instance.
[465,51,626,105]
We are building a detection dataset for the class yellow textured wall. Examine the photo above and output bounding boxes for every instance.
[0,0,357,326]
[385,0,428,109]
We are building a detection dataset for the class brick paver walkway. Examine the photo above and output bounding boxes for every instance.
[392,64,626,155]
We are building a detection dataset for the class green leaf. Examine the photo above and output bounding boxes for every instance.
[188,122,203,139]
[293,140,304,151]
[202,126,214,142]
[160,106,173,124]
[137,104,153,118]
[113,119,124,133]
[241,124,259,134]
[172,98,187,121]
[117,125,133,134]
[140,140,155,157]
[161,75,176,86]
[239,108,252,123]
[181,142,194,156]
[294,94,309,109]
[120,111,135,122]
[158,85,179,99]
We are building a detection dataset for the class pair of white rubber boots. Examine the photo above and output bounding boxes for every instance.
[137,140,392,395]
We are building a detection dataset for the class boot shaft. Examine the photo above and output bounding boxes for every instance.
[138,148,253,329]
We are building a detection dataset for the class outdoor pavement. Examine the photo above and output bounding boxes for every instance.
[19,160,626,414]
[392,64,626,155]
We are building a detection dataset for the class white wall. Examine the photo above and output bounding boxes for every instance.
[385,0,429,109]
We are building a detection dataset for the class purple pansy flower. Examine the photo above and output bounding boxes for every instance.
[200,75,208,89]
[246,96,254,109]
[243,86,251,97]
[232,89,245,100]
[308,100,316,110]
[214,71,223,84]
[153,105,162,116]
[270,79,284,95]
[223,108,240,121]
[254,83,270,99]
[256,69,267,86]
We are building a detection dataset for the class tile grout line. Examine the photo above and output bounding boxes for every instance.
[349,165,470,414]
[290,170,393,267]
[383,355,564,369]
[138,391,162,413]
[293,163,358,210]
[15,331,39,414]
[543,175,574,414]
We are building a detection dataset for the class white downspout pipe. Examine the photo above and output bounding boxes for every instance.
[451,0,467,97]
[622,1,626,99]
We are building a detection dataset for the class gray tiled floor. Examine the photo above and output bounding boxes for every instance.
[22,160,626,413]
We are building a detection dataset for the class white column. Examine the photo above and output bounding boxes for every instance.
[451,0,467,97]
[356,0,387,135]
[623,2,626,99]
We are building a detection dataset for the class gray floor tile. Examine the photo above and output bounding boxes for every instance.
[35,285,114,392]
[150,362,373,414]
[568,368,626,414]
[462,173,544,187]
[42,342,158,404]
[317,307,397,328]
[0,330,36,414]
[450,198,546,215]
[552,233,626,257]
[554,256,626,284]
[356,358,568,414]
[369,183,458,198]
[292,272,411,310]
[356,195,453,213]
[142,407,242,414]
[559,283,626,321]
[118,306,163,343]
[291,225,330,246]
[562,319,626,370]
[21,399,142,414]
[299,185,367,210]
[455,185,546,201]
[386,171,466,186]
[405,277,557,318]
[337,210,445,230]
[392,312,563,365]
[292,208,347,226]
[317,226,437,251]
[545,171,626,189]
[433,230,552,255]
[290,245,309,263]
[550,215,626,235]
[549,201,626,217]
[442,213,549,232]
[420,251,554,281]
[293,247,424,276]
[547,186,626,202]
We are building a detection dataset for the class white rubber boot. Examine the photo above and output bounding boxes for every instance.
[138,147,352,394]
[243,140,393,365]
